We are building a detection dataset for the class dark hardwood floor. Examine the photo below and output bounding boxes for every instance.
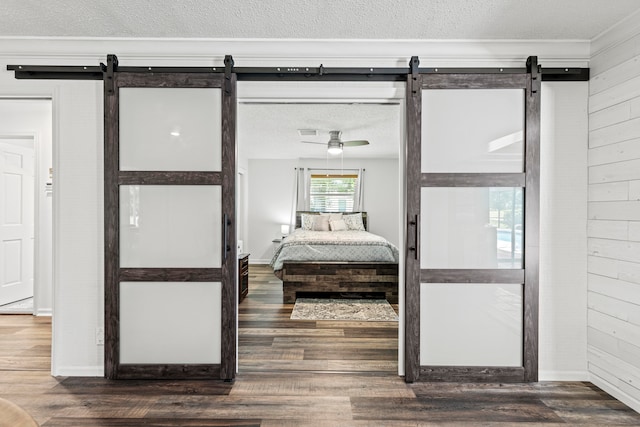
[239,264,398,374]
[0,264,638,426]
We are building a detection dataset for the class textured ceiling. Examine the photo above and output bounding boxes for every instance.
[238,103,401,160]
[2,0,639,40]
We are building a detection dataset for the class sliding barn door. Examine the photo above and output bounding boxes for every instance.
[104,60,237,379]
[405,58,540,382]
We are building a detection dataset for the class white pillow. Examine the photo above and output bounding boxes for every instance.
[329,219,348,231]
[301,214,317,230]
[312,215,331,231]
[320,212,343,221]
[343,213,365,231]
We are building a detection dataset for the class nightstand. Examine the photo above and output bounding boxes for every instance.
[238,253,249,303]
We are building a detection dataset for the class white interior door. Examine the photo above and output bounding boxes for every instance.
[0,140,35,306]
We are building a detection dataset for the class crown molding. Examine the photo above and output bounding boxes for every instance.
[591,8,640,58]
[0,37,590,68]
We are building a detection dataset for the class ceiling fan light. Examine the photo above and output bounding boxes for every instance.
[327,141,343,155]
[327,146,343,155]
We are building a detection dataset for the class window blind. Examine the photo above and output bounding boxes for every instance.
[309,173,358,212]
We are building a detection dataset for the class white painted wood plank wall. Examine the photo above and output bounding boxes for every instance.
[588,12,640,412]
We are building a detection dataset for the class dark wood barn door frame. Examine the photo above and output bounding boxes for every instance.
[404,57,541,383]
[103,56,237,380]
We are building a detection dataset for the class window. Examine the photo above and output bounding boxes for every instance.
[488,187,523,268]
[309,173,358,212]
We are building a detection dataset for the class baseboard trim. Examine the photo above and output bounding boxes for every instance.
[590,372,640,413]
[538,370,589,381]
[250,259,271,265]
[53,366,104,377]
[35,308,52,317]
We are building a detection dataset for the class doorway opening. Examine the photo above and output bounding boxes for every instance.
[0,98,53,317]
[236,81,406,375]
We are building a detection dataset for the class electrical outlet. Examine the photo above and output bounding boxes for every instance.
[95,327,104,345]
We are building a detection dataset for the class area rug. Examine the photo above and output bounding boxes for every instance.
[290,298,398,321]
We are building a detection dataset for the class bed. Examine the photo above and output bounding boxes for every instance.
[270,211,399,303]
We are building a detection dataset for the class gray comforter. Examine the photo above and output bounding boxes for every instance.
[269,229,399,272]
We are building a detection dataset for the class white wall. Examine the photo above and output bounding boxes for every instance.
[539,81,589,379]
[0,37,591,378]
[53,82,104,376]
[246,159,297,262]
[246,157,399,263]
[0,99,53,316]
[587,12,640,412]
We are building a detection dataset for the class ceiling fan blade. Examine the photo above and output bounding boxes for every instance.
[300,141,326,145]
[342,140,370,146]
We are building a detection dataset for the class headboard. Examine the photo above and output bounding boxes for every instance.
[295,211,368,231]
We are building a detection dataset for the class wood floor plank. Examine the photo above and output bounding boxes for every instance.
[238,347,304,360]
[326,360,398,372]
[238,360,329,372]
[229,373,416,398]
[239,328,345,337]
[350,396,566,423]
[239,320,318,329]
[304,348,398,360]
[410,381,611,398]
[43,419,261,427]
[52,377,235,396]
[270,336,398,349]
[342,326,399,337]
[145,395,353,421]
[238,336,275,346]
[260,421,525,427]
[541,397,640,425]
[4,393,155,421]
[0,356,51,371]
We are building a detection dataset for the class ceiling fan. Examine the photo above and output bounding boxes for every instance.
[301,130,369,155]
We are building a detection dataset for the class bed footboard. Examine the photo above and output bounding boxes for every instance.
[280,262,398,304]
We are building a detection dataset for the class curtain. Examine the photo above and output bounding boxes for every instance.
[290,167,307,231]
[353,168,365,211]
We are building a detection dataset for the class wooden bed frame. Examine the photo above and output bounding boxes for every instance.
[280,261,398,303]
[279,212,399,303]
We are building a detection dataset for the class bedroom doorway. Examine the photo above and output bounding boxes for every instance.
[236,81,405,375]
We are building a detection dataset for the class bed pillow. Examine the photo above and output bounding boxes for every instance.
[329,219,348,231]
[311,214,331,231]
[320,212,343,221]
[343,213,365,231]
[301,214,317,230]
